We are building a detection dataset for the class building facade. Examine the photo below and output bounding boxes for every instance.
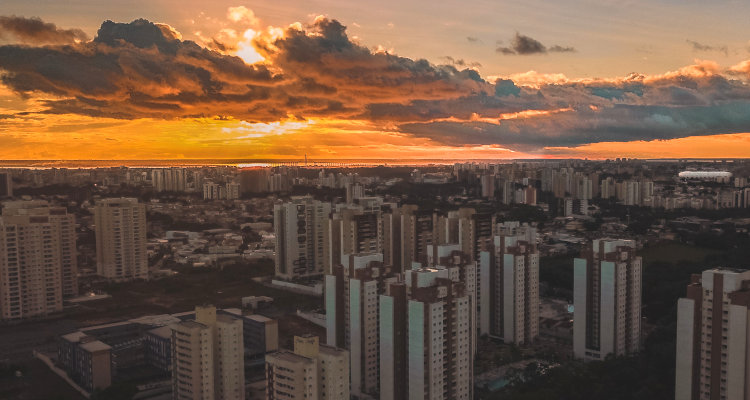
[573,239,642,361]
[170,305,245,400]
[380,266,474,400]
[274,196,331,279]
[0,201,77,319]
[325,252,398,398]
[94,198,148,281]
[676,268,750,400]
[265,335,349,400]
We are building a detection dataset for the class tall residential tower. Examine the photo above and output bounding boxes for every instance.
[573,239,642,361]
[94,198,147,280]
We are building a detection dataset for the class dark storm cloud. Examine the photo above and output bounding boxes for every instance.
[255,17,491,104]
[398,101,750,152]
[496,32,575,55]
[0,15,88,44]
[687,40,728,56]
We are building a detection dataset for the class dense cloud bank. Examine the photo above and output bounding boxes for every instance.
[1,16,750,151]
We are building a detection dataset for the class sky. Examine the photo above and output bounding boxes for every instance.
[1,0,750,160]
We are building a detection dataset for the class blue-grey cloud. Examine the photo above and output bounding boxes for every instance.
[496,32,575,55]
[687,39,728,56]
[0,15,88,44]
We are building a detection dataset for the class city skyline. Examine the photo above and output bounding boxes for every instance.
[1,1,750,160]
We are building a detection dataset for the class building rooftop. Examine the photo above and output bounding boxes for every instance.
[79,340,112,353]
[318,344,348,357]
[246,314,274,323]
[61,331,88,343]
[267,351,314,365]
[148,326,173,339]
[173,320,208,330]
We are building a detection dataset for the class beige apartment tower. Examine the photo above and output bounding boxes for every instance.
[675,268,750,400]
[0,201,77,320]
[265,335,349,400]
[94,198,147,280]
[274,196,331,280]
[573,239,642,361]
[170,305,245,400]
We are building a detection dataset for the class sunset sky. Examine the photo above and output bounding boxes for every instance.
[1,0,750,160]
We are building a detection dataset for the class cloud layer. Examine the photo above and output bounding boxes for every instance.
[496,33,575,55]
[1,15,750,154]
[0,16,88,44]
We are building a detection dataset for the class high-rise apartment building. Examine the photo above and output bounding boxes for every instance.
[2,201,77,299]
[426,244,487,344]
[265,335,349,400]
[675,268,750,400]
[294,335,350,400]
[0,172,12,197]
[382,204,403,271]
[239,168,269,194]
[274,196,331,279]
[94,198,148,281]
[0,201,77,319]
[380,266,474,400]
[329,200,383,273]
[457,208,495,263]
[492,222,539,345]
[434,208,494,264]
[400,205,434,269]
[325,252,399,397]
[152,167,187,192]
[170,305,245,400]
[574,239,642,361]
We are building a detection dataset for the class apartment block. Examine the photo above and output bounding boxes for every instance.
[94,198,148,281]
[58,332,112,393]
[490,222,539,345]
[170,305,245,400]
[274,196,331,279]
[0,172,12,197]
[329,200,383,273]
[400,205,434,269]
[152,167,186,192]
[325,252,399,397]
[0,200,77,319]
[380,266,473,400]
[265,335,349,400]
[675,268,750,400]
[574,239,642,361]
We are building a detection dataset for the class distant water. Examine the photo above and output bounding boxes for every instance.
[0,159,519,168]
